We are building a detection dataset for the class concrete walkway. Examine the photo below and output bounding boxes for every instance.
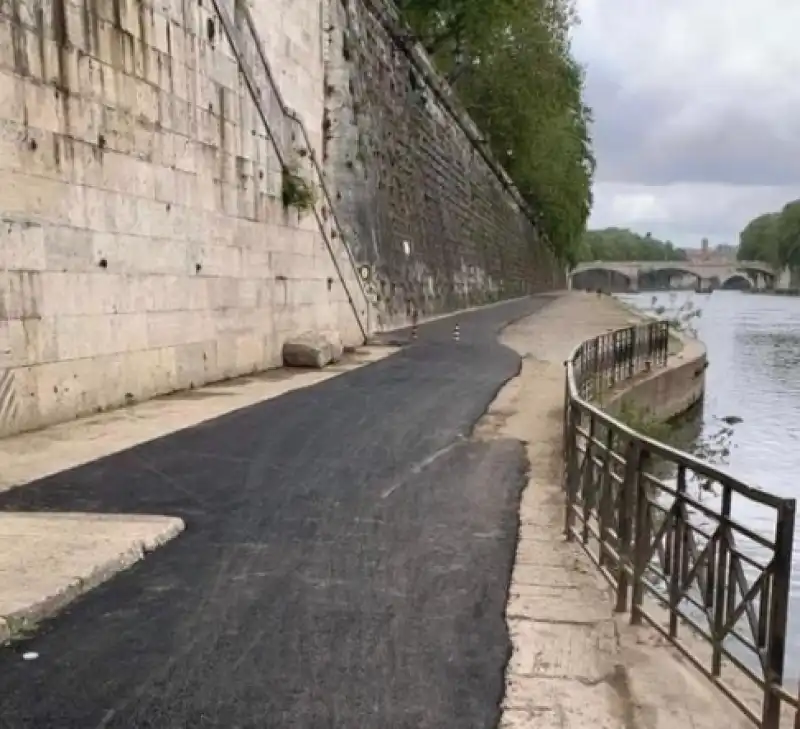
[485,293,751,729]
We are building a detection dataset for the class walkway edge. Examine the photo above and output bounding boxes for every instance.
[483,293,749,729]
[0,347,398,494]
[0,514,185,646]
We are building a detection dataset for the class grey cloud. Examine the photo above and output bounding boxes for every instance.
[591,181,800,246]
[591,210,734,246]
[585,72,800,187]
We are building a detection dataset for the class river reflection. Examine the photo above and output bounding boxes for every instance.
[618,290,800,680]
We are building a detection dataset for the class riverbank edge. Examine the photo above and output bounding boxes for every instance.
[576,309,782,725]
[487,292,749,729]
[602,327,707,424]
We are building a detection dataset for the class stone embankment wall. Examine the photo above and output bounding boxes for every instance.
[0,0,562,437]
[324,0,563,330]
[0,0,366,437]
[605,337,707,423]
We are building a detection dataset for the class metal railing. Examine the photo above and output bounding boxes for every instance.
[209,0,373,341]
[563,320,797,728]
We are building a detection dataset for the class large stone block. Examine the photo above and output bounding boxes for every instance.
[282,331,342,369]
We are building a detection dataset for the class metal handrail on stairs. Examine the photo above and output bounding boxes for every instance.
[209,0,372,341]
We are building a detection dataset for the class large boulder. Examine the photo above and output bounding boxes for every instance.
[282,332,342,369]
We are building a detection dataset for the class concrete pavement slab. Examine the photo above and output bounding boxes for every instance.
[507,618,618,680]
[502,674,626,729]
[489,292,754,729]
[0,513,184,644]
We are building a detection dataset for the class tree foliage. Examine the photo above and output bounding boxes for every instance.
[576,228,686,262]
[738,213,780,265]
[737,201,800,268]
[398,0,594,265]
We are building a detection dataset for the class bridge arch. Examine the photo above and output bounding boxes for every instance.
[736,261,776,277]
[569,267,634,293]
[736,266,776,288]
[637,266,702,291]
[720,274,754,290]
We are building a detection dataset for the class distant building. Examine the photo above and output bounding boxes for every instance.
[714,243,738,259]
[679,242,738,264]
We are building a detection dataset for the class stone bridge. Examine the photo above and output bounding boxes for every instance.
[568,260,780,292]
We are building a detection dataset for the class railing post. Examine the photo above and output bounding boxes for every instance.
[712,486,732,676]
[598,426,615,569]
[564,401,580,541]
[762,499,796,729]
[628,327,637,378]
[563,363,570,463]
[596,335,604,393]
[615,438,640,613]
[631,446,649,624]
[582,415,597,544]
[669,465,688,638]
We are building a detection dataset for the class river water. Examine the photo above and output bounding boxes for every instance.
[618,290,800,680]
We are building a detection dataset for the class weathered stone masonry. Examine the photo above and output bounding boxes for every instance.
[324,0,563,329]
[0,0,367,436]
[0,0,562,437]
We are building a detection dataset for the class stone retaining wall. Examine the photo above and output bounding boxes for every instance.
[0,0,363,436]
[324,0,564,330]
[604,335,707,424]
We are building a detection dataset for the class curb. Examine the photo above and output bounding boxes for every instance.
[0,514,185,645]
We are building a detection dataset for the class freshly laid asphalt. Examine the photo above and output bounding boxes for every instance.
[0,295,556,729]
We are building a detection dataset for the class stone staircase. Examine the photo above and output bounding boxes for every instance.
[208,0,374,341]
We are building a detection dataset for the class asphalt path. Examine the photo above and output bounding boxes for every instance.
[0,295,557,729]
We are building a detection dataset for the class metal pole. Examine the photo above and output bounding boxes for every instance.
[763,500,796,728]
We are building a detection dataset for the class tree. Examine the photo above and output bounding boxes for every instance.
[577,228,686,262]
[738,213,780,265]
[777,201,800,267]
[398,0,594,266]
[737,202,800,268]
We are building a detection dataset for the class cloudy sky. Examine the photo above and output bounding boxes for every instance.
[571,0,800,248]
